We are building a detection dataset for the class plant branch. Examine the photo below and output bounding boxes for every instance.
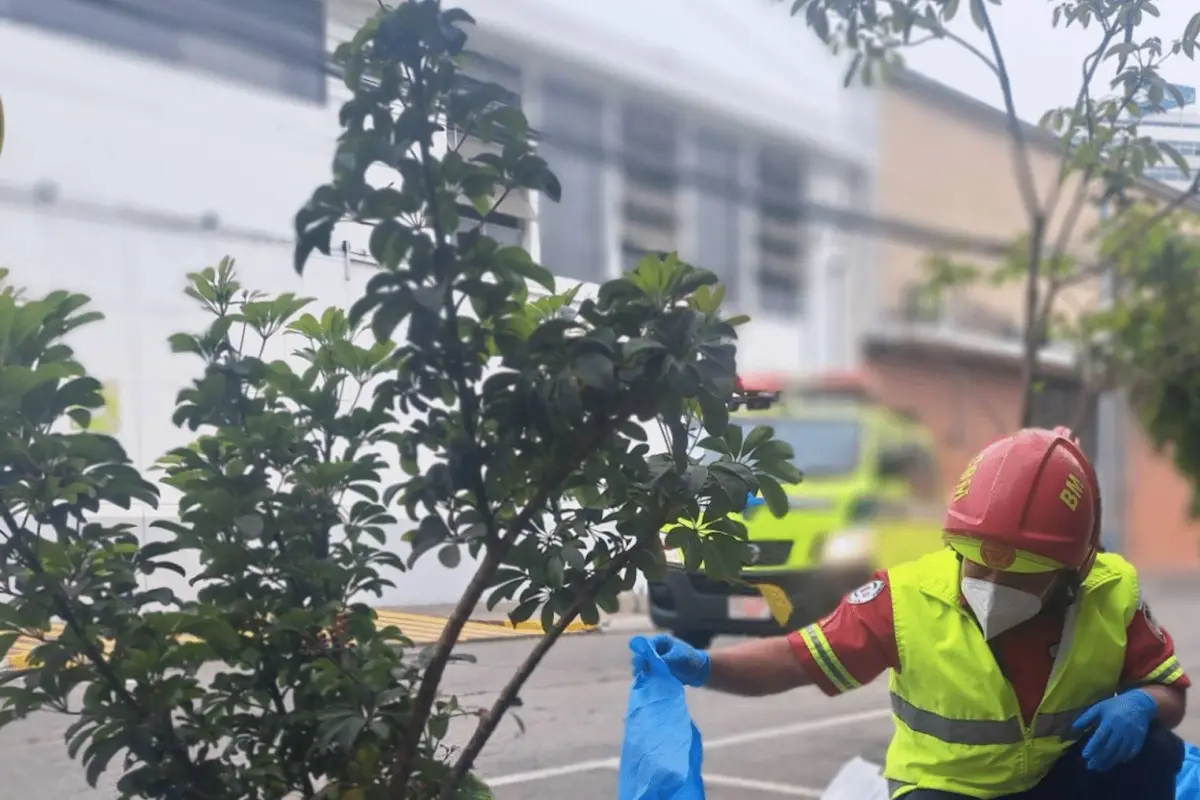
[266,678,316,796]
[1043,27,1116,220]
[1060,383,1096,435]
[977,3,1041,221]
[1048,176,1093,268]
[0,501,215,797]
[912,22,1000,77]
[411,64,498,548]
[974,2,1047,427]
[1019,218,1047,428]
[437,527,662,799]
[1097,175,1200,267]
[386,417,619,797]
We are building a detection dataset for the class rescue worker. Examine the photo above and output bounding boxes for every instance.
[645,427,1189,799]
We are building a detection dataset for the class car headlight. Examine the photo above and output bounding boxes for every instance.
[822,528,874,564]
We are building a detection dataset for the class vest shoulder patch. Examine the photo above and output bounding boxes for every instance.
[1138,590,1164,642]
[847,579,885,605]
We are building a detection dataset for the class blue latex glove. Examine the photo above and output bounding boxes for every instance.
[620,637,706,799]
[1071,688,1158,771]
[643,633,711,687]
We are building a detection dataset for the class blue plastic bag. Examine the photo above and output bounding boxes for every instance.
[617,636,705,800]
[1178,742,1200,799]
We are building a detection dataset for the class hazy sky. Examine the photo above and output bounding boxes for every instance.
[896,3,1200,122]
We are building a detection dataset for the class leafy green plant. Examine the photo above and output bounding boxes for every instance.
[293,3,802,794]
[0,2,805,798]
[1072,206,1200,513]
[787,0,1200,425]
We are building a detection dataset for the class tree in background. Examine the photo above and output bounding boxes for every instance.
[1078,206,1200,513]
[786,0,1200,426]
[0,2,802,798]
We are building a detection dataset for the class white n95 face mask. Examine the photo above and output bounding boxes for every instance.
[961,577,1044,639]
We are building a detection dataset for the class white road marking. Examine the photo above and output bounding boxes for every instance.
[703,773,822,797]
[486,758,617,787]
[483,706,892,787]
[704,706,892,750]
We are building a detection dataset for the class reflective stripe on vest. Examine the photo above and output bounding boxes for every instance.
[889,693,1089,746]
[882,549,1138,799]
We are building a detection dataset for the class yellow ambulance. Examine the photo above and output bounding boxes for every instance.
[648,374,946,649]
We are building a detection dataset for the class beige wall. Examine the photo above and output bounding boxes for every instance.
[871,77,1200,572]
[877,82,1101,334]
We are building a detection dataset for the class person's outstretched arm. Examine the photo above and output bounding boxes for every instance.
[706,636,811,696]
[654,573,899,698]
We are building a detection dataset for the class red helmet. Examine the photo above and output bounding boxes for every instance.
[944,427,1101,576]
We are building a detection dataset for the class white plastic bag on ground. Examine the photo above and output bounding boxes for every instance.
[820,757,889,800]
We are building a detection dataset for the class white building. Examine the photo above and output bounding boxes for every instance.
[1135,84,1200,191]
[0,0,877,603]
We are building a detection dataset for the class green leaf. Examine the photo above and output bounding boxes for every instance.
[573,352,614,389]
[697,390,729,436]
[702,534,747,582]
[967,0,986,28]
[741,425,774,458]
[177,616,242,653]
[0,632,19,659]
[619,421,648,441]
[509,596,540,625]
[756,475,789,518]
[724,423,744,456]
[438,544,461,569]
[234,514,264,538]
[750,439,795,463]
[497,247,555,292]
[1158,142,1191,177]
[759,458,804,486]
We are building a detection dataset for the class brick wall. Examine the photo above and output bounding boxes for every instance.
[862,341,1200,572]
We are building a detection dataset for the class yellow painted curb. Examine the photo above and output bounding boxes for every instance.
[4,610,595,670]
[494,619,597,633]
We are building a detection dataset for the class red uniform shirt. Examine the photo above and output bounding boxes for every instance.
[788,570,1189,723]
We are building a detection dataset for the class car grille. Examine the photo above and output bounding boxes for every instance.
[687,574,760,597]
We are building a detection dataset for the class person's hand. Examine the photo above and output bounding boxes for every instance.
[1071,688,1158,771]
[644,633,711,687]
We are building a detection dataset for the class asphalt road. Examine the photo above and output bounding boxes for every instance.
[4,580,1200,799]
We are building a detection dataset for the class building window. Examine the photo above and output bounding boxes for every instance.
[451,53,532,247]
[620,103,678,272]
[693,130,741,304]
[755,147,805,316]
[538,80,607,283]
[1,0,327,104]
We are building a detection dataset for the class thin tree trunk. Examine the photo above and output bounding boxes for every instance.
[1018,218,1047,427]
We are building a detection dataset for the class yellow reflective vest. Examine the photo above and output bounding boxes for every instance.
[884,549,1139,799]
